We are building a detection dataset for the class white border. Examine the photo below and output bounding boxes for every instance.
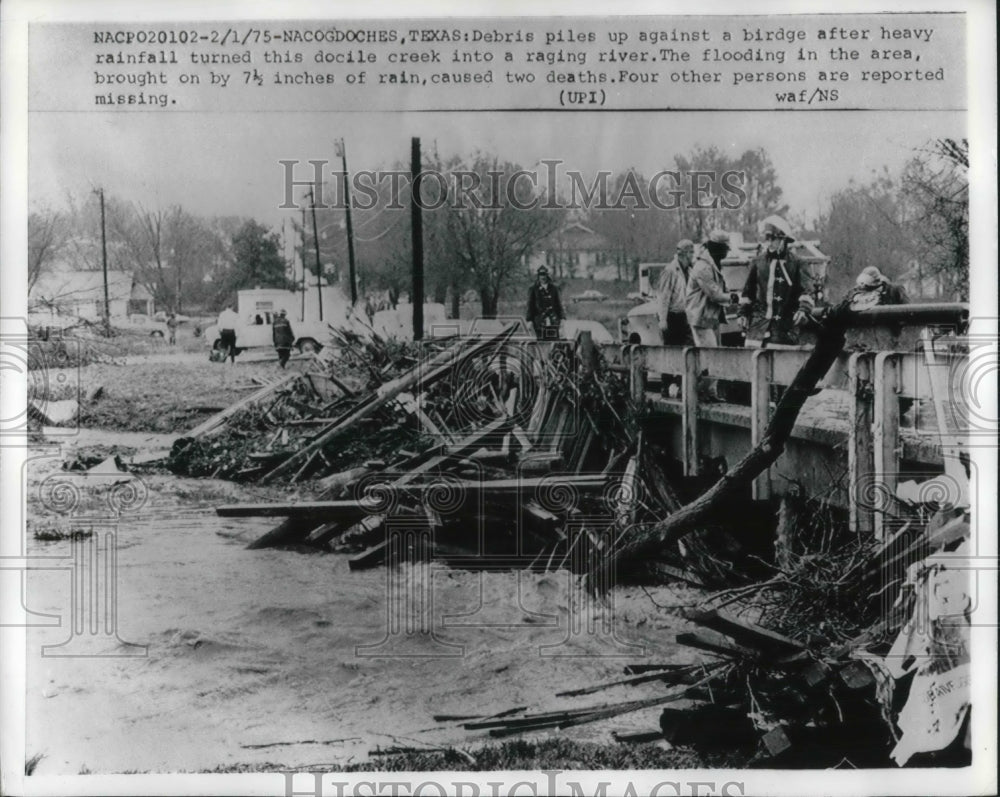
[2,1,996,796]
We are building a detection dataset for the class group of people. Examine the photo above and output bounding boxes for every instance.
[655,215,908,350]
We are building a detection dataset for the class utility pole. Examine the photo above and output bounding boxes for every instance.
[336,138,358,306]
[95,188,110,336]
[300,206,307,322]
[308,186,323,322]
[410,137,424,341]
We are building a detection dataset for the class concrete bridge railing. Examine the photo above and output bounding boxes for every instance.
[596,340,970,540]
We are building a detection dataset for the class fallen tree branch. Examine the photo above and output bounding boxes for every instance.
[595,301,851,582]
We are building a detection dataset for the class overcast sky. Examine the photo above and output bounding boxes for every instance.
[30,109,963,232]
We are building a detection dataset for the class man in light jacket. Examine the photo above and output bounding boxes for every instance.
[657,238,695,345]
[217,305,240,364]
[685,229,732,348]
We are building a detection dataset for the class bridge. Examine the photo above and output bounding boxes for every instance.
[590,303,974,541]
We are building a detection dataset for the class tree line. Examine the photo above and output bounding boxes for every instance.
[29,138,968,318]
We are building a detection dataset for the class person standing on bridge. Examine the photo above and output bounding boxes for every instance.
[739,215,814,348]
[657,238,695,346]
[849,266,910,311]
[527,266,564,340]
[686,229,732,348]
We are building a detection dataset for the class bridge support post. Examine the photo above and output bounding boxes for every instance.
[751,349,773,500]
[683,346,700,476]
[872,352,901,542]
[848,352,875,535]
[627,344,645,404]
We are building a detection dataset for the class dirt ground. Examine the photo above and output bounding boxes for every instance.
[23,344,717,774]
[43,347,316,434]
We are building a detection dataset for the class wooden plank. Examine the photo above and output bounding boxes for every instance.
[186,373,298,439]
[262,324,518,482]
[414,405,450,441]
[392,418,514,487]
[628,344,645,403]
[873,352,901,542]
[682,347,700,476]
[556,663,708,697]
[315,465,372,500]
[219,499,379,518]
[675,630,759,661]
[245,517,315,550]
[686,609,808,654]
[750,348,772,500]
[307,370,356,397]
[224,475,609,519]
[848,352,875,534]
[650,563,705,588]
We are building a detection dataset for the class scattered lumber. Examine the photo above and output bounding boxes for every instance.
[261,324,518,483]
[185,373,298,439]
[685,609,807,655]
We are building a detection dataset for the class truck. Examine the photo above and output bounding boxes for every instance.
[203,287,351,355]
[622,234,829,346]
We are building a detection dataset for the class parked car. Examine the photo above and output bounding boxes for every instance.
[153,311,191,324]
[112,314,170,337]
[570,290,609,303]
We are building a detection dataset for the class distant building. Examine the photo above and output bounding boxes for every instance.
[29,269,153,320]
[527,222,620,280]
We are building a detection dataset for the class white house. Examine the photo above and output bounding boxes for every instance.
[29,269,153,320]
[527,222,620,281]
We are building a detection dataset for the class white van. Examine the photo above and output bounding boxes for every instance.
[204,288,345,354]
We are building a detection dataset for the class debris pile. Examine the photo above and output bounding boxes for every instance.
[447,496,972,769]
[178,301,972,768]
[202,323,663,565]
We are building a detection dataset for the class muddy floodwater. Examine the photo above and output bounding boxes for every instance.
[24,440,704,774]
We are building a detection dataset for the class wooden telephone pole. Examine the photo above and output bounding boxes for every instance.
[336,138,358,306]
[95,188,110,335]
[410,137,424,340]
[308,187,323,322]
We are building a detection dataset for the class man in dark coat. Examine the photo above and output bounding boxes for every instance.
[526,266,564,340]
[739,215,814,347]
[272,309,295,368]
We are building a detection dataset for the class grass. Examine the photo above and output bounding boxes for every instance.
[341,738,743,771]
[32,525,95,542]
[202,737,745,773]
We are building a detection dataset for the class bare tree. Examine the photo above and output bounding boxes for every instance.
[901,138,969,300]
[28,207,70,291]
[816,169,917,302]
[437,154,562,317]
